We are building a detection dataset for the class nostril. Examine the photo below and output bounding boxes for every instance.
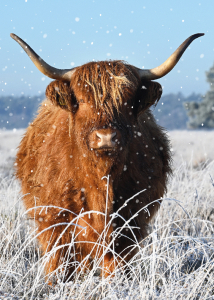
[96,133,102,141]
[111,132,116,141]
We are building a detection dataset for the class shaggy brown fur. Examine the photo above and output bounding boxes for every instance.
[16,60,171,281]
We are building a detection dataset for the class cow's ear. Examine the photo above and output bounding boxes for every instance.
[46,80,77,112]
[134,81,162,115]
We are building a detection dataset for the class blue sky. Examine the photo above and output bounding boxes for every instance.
[0,0,213,97]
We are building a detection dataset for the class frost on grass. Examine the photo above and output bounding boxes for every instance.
[0,133,214,299]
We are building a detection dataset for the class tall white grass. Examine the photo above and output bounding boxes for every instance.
[0,130,214,299]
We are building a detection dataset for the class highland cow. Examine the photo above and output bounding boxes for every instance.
[11,33,203,281]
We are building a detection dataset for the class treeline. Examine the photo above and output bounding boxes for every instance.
[0,92,202,130]
[153,92,202,129]
[0,94,45,130]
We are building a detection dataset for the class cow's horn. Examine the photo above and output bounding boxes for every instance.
[135,33,204,80]
[10,33,75,81]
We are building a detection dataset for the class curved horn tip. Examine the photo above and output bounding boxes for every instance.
[10,33,21,43]
[10,33,17,39]
[191,33,205,39]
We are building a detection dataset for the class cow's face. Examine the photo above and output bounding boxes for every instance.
[46,61,162,158]
[70,93,132,156]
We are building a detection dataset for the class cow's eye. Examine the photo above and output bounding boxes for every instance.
[56,93,67,108]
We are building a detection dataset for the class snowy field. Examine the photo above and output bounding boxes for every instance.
[0,129,214,299]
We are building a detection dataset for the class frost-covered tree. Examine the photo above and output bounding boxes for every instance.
[185,63,214,128]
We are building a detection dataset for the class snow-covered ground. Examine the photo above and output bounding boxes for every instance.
[168,130,214,168]
[0,129,24,178]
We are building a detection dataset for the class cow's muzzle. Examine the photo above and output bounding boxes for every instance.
[89,129,121,151]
